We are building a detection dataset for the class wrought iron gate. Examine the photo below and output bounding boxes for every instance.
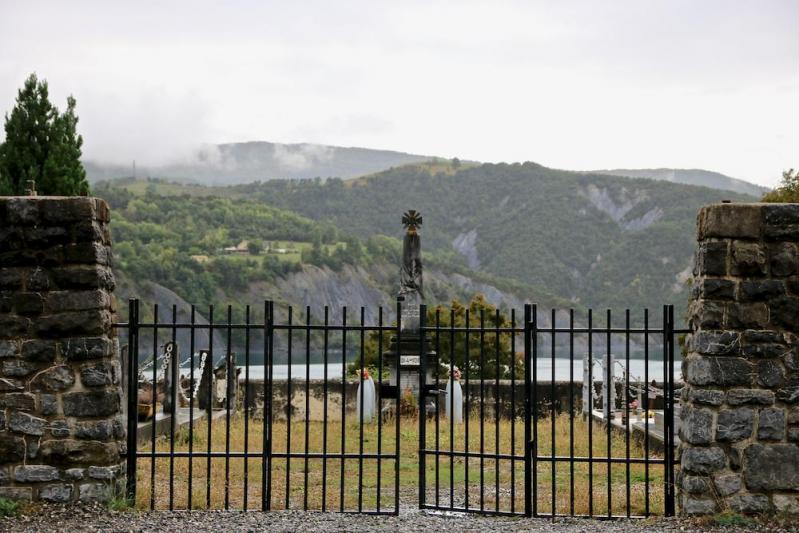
[416,304,681,518]
[119,300,681,517]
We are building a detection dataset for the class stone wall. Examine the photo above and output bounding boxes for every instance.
[680,203,799,515]
[0,197,123,503]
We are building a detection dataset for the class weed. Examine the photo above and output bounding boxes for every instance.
[710,511,753,527]
[0,497,19,517]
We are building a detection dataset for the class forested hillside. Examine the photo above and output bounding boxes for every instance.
[101,161,755,313]
[95,179,567,326]
[216,161,755,310]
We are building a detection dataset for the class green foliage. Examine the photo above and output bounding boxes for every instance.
[247,239,263,255]
[0,73,88,196]
[355,295,518,379]
[94,180,390,305]
[762,169,799,203]
[709,511,753,527]
[0,497,19,517]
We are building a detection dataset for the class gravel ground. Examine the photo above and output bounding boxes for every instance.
[1,503,795,532]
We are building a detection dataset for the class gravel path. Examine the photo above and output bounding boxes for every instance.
[0,503,791,532]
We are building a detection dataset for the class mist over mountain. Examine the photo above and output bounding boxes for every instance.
[85,141,431,184]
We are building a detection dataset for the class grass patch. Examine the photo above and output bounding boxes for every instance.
[108,495,133,512]
[708,511,754,527]
[0,497,20,517]
[135,412,665,515]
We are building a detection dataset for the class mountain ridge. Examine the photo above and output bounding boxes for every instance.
[84,140,766,196]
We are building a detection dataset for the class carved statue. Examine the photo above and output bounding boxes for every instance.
[398,210,423,300]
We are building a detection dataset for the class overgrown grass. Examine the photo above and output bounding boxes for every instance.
[0,497,19,517]
[135,411,665,516]
[707,511,754,527]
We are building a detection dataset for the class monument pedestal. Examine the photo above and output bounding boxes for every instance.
[383,333,436,392]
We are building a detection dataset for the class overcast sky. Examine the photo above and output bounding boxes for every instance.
[1,1,797,186]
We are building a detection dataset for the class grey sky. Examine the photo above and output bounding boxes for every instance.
[1,0,797,186]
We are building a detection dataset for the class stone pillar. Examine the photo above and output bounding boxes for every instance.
[0,197,123,503]
[680,203,799,515]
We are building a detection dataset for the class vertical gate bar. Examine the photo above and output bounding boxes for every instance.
[303,306,311,511]
[188,305,195,510]
[244,305,251,511]
[606,309,612,518]
[668,305,676,516]
[550,308,556,517]
[495,309,501,513]
[322,305,329,512]
[479,309,485,512]
[261,302,268,511]
[266,301,274,511]
[126,299,138,503]
[569,308,575,517]
[523,304,532,518]
[224,305,232,510]
[510,309,516,515]
[358,306,365,513]
[169,305,177,511]
[531,304,538,517]
[625,309,631,518]
[340,307,347,512]
[284,306,292,510]
[434,308,440,508]
[464,309,471,511]
[644,309,650,517]
[394,300,402,515]
[150,303,158,511]
[189,306,197,509]
[419,304,427,509]
[451,309,456,509]
[661,305,668,517]
[207,305,214,509]
[587,308,593,517]
[376,306,383,513]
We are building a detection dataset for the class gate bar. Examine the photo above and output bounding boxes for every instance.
[125,298,139,502]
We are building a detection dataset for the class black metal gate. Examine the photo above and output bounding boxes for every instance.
[119,299,681,517]
[416,304,682,518]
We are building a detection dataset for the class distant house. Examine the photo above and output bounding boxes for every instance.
[190,254,210,264]
[224,240,250,254]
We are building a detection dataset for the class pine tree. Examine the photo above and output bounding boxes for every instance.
[0,74,89,196]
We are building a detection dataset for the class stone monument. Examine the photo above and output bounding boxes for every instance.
[383,210,436,401]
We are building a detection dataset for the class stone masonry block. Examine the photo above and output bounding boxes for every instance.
[8,411,46,436]
[695,241,728,276]
[725,302,769,329]
[716,408,754,442]
[770,242,799,277]
[739,280,785,301]
[692,278,736,300]
[62,390,120,417]
[698,203,762,240]
[730,241,767,276]
[758,407,785,440]
[681,405,714,444]
[726,388,775,406]
[681,446,726,475]
[689,331,740,356]
[744,443,799,491]
[684,356,752,387]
